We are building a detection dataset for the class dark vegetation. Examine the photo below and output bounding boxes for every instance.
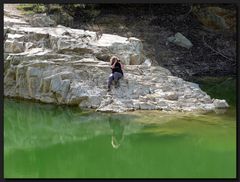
[193,77,236,106]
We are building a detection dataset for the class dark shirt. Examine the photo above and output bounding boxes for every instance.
[111,62,123,75]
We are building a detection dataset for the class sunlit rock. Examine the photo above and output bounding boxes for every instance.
[4,39,25,53]
[3,10,229,113]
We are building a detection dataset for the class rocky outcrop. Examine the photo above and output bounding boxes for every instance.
[4,10,229,113]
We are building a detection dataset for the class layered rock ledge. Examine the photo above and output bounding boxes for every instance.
[4,11,229,112]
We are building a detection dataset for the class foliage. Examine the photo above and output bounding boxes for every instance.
[17,4,46,14]
[17,4,101,22]
[194,76,236,106]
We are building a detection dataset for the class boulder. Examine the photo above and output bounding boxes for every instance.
[213,99,229,108]
[141,59,151,67]
[167,32,193,49]
[29,13,56,27]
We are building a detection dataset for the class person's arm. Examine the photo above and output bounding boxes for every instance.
[111,60,117,68]
[120,62,124,71]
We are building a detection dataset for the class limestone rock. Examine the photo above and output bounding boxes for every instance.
[141,59,151,67]
[4,16,29,27]
[79,95,102,108]
[130,54,141,65]
[167,32,193,49]
[4,40,25,53]
[164,92,179,101]
[7,33,25,42]
[29,13,57,27]
[213,99,229,108]
[3,9,230,113]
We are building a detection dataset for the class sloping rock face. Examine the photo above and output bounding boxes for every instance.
[4,11,229,113]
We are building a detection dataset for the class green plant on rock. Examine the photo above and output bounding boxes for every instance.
[17,4,46,14]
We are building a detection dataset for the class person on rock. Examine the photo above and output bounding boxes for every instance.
[107,56,124,92]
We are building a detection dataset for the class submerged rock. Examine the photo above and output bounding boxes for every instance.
[3,10,229,113]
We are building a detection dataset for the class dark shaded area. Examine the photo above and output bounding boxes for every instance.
[192,76,236,106]
[73,4,236,80]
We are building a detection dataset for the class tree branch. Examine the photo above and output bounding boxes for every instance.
[202,35,234,62]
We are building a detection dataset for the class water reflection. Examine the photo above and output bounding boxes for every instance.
[108,114,129,149]
[214,108,227,114]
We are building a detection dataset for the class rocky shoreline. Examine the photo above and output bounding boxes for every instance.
[4,7,229,113]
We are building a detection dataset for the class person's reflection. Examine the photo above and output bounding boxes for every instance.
[108,114,129,149]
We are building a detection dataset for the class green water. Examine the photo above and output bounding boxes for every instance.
[4,77,236,178]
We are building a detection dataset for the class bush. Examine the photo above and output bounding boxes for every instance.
[17,4,101,25]
[17,4,46,14]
